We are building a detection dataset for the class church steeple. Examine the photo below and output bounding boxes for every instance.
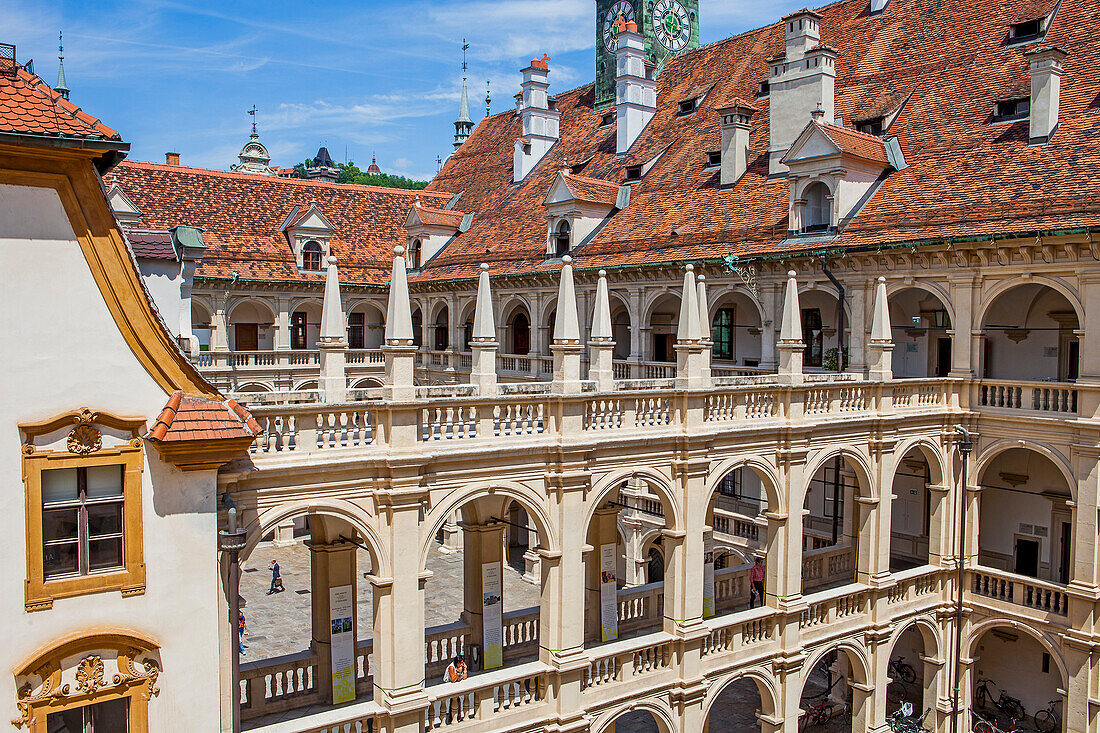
[453,40,474,150]
[55,31,69,100]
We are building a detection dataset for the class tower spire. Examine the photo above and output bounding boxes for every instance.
[485,79,492,117]
[55,31,69,100]
[453,40,473,150]
[248,105,258,137]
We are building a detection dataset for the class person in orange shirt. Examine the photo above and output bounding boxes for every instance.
[749,557,765,608]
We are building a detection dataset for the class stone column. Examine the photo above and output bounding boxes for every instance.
[272,518,298,547]
[855,494,890,584]
[438,511,462,554]
[460,522,506,661]
[948,275,977,377]
[773,457,805,608]
[274,298,291,351]
[585,506,620,643]
[926,483,952,568]
[846,279,867,374]
[308,540,358,704]
[212,306,230,351]
[629,289,645,370]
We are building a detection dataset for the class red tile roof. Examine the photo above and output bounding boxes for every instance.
[814,120,890,163]
[0,65,122,141]
[105,162,454,286]
[126,229,177,260]
[412,202,465,228]
[562,172,621,206]
[148,390,261,443]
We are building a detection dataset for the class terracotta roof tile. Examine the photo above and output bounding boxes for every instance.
[563,173,621,206]
[814,120,890,163]
[148,390,261,443]
[126,229,177,260]
[0,66,121,141]
[413,203,465,228]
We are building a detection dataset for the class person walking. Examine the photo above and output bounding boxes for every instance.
[238,609,249,654]
[749,557,765,608]
[268,559,282,594]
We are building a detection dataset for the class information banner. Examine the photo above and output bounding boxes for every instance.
[329,584,356,704]
[703,552,715,618]
[600,543,618,642]
[482,563,503,670]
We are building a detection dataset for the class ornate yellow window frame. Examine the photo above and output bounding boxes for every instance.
[21,409,147,612]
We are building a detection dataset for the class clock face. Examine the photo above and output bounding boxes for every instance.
[652,0,692,52]
[602,1,637,53]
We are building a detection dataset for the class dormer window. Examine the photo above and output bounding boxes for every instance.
[994,98,1030,123]
[706,151,722,168]
[302,241,323,271]
[600,112,615,127]
[624,165,642,182]
[804,182,831,232]
[678,97,698,116]
[410,238,423,269]
[1009,18,1043,43]
[554,220,571,257]
[857,117,884,135]
[757,80,770,98]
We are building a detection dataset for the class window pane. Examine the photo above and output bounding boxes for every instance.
[46,706,85,732]
[87,503,123,537]
[42,468,79,503]
[86,464,124,498]
[91,696,130,731]
[44,541,80,578]
[88,537,124,571]
[43,508,80,541]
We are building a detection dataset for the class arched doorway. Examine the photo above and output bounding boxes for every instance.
[887,287,953,378]
[798,289,848,371]
[508,310,531,355]
[227,300,276,351]
[433,305,450,350]
[290,301,322,350]
[708,290,764,367]
[347,302,385,350]
[799,646,868,733]
[611,295,632,360]
[979,282,1080,382]
[970,625,1065,732]
[705,676,769,732]
[191,300,213,352]
[705,466,773,614]
[886,622,940,723]
[889,446,942,571]
[645,293,680,364]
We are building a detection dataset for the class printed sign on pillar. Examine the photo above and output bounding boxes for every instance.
[482,562,503,669]
[600,543,618,642]
[329,584,356,704]
[703,551,715,618]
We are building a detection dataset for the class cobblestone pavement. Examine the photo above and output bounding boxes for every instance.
[239,542,541,660]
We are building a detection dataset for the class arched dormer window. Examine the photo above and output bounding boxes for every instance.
[302,241,323,270]
[804,182,831,232]
[554,220,571,257]
[410,239,423,269]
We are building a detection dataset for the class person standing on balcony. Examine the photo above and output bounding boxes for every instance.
[238,609,249,653]
[749,557,765,608]
[268,559,283,594]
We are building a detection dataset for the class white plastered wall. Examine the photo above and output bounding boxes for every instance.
[0,183,223,732]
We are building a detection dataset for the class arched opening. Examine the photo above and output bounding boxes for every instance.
[347,302,385,350]
[508,310,531,355]
[411,308,423,348]
[290,302,322,350]
[227,300,276,351]
[238,511,382,721]
[979,283,1080,383]
[646,293,680,364]
[886,623,938,723]
[798,289,848,370]
[410,239,423,270]
[611,297,632,361]
[971,626,1065,732]
[708,291,764,368]
[803,181,831,232]
[706,677,767,732]
[888,287,953,378]
[889,446,941,571]
[191,301,213,352]
[302,240,323,271]
[799,647,868,733]
[599,709,667,733]
[801,454,869,594]
[705,466,772,615]
[433,305,450,351]
[235,382,274,393]
[977,448,1074,584]
[546,310,557,355]
[554,220,571,257]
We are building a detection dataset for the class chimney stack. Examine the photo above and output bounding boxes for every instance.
[513,55,560,182]
[165,152,180,166]
[717,100,757,185]
[767,9,836,175]
[1026,46,1067,145]
[615,22,657,154]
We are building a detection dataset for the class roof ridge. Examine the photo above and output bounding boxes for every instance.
[13,66,121,140]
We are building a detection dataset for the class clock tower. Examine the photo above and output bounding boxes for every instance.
[595,0,699,108]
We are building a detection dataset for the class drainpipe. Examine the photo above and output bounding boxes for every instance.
[820,259,845,373]
[950,426,974,733]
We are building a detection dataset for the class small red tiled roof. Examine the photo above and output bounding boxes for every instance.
[126,229,176,260]
[0,65,121,141]
[814,120,890,164]
[148,390,261,443]
[413,203,465,228]
[562,172,621,206]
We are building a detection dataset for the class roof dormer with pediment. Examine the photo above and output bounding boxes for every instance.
[281,199,335,271]
[403,199,471,270]
[781,118,898,238]
[107,183,142,228]
[542,169,627,258]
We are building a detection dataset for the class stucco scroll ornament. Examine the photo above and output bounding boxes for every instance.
[67,409,102,455]
[114,650,161,699]
[11,669,58,729]
[74,655,105,694]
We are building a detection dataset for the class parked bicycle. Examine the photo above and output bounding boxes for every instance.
[887,703,933,733]
[972,707,1020,733]
[1033,697,1061,733]
[975,678,1026,722]
[889,655,918,684]
[799,699,850,730]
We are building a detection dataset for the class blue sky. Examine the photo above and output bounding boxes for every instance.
[6,0,807,181]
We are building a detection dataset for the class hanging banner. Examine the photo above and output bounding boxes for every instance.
[703,552,716,618]
[329,584,356,704]
[481,563,503,670]
[600,543,618,642]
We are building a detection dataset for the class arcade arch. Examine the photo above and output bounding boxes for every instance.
[704,465,774,614]
[800,451,874,593]
[227,299,276,351]
[978,281,1080,382]
[645,293,680,362]
[887,286,953,378]
[707,289,765,367]
[347,301,385,350]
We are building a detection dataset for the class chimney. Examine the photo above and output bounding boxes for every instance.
[717,100,757,185]
[513,55,560,182]
[165,152,180,166]
[1026,46,1067,145]
[767,9,836,175]
[615,23,656,154]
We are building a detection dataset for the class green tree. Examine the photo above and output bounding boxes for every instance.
[288,159,429,189]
